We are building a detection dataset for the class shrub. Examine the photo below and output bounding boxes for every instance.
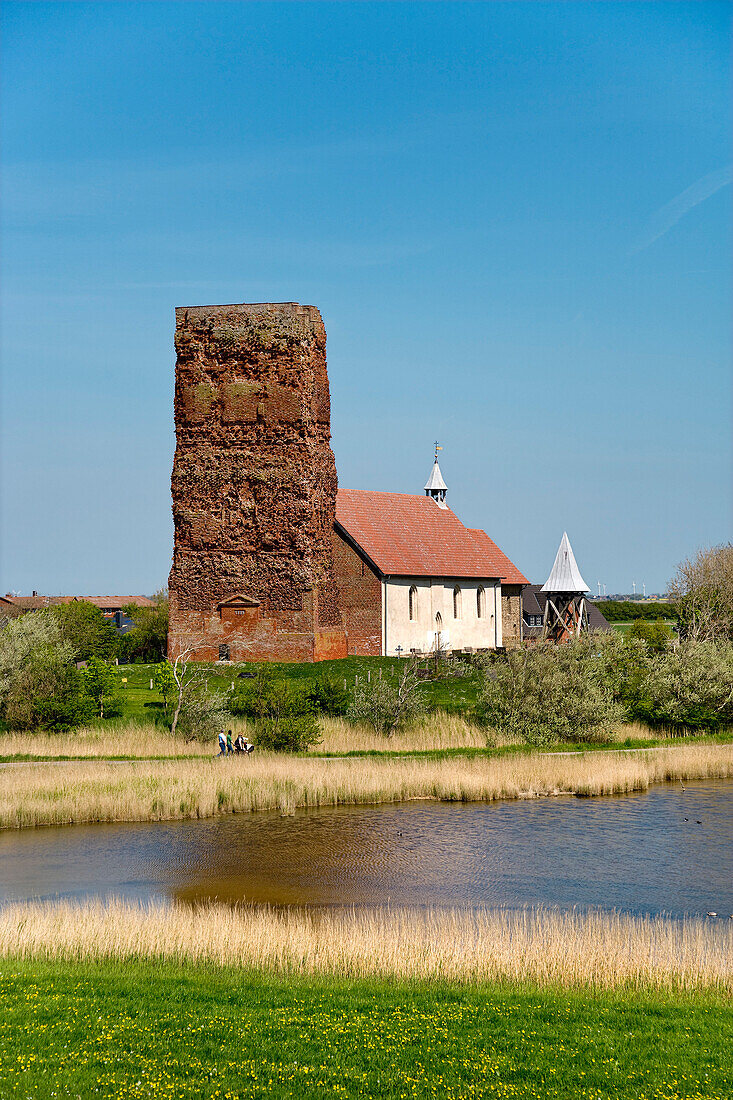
[4,646,94,731]
[632,640,733,732]
[174,684,231,742]
[307,674,349,717]
[0,612,94,731]
[232,666,320,752]
[628,619,674,653]
[476,637,623,745]
[347,660,427,737]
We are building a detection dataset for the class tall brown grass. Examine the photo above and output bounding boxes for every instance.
[0,715,665,762]
[1,743,731,830]
[0,721,212,759]
[0,898,729,992]
[317,713,492,752]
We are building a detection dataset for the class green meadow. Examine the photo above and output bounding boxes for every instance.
[112,656,482,726]
[0,960,730,1100]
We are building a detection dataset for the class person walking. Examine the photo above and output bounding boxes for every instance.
[226,730,234,755]
[217,730,227,757]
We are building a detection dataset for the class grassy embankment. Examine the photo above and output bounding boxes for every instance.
[106,657,479,725]
[1,743,731,829]
[2,900,731,1097]
[2,956,730,1099]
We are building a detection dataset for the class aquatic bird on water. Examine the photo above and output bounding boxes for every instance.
[679,780,686,791]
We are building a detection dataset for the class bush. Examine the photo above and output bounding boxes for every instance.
[347,660,427,737]
[4,645,94,731]
[307,674,349,717]
[0,611,94,731]
[174,684,231,742]
[631,640,733,732]
[231,666,320,752]
[476,636,623,746]
[628,619,674,653]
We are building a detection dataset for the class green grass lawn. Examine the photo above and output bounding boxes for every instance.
[114,656,483,725]
[0,960,729,1099]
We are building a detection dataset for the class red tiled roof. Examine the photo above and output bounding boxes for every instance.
[335,490,528,583]
[466,528,528,586]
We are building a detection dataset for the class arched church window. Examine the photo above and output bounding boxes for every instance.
[477,586,485,619]
[453,586,462,619]
[409,585,418,621]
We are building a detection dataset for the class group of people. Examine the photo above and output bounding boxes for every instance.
[217,729,255,757]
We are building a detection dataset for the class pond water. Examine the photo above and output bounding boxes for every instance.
[0,780,731,919]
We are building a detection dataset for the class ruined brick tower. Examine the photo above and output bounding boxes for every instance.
[168,302,347,662]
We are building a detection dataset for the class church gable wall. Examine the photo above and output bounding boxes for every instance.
[332,530,382,656]
[384,576,503,655]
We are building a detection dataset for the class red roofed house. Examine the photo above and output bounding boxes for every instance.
[333,458,527,656]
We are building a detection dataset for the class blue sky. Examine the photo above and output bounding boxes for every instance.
[1,1,730,596]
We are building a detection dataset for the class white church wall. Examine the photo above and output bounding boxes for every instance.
[383,576,503,657]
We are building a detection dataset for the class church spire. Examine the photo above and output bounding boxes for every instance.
[424,442,448,508]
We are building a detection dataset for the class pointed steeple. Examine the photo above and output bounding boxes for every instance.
[424,443,448,508]
[541,532,588,593]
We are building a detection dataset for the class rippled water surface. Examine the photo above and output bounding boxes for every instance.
[1,780,731,918]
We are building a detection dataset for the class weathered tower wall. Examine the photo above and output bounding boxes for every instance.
[168,302,347,663]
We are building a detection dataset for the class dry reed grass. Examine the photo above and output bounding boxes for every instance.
[317,713,493,753]
[0,721,212,759]
[1,898,730,993]
[1,743,731,830]
[0,715,659,761]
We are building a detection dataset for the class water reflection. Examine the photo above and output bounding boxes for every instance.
[0,781,730,919]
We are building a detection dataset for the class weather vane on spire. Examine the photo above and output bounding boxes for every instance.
[425,444,448,507]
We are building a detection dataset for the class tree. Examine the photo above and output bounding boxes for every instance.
[52,601,118,661]
[153,661,177,711]
[231,666,321,751]
[476,637,622,746]
[307,673,349,717]
[0,611,91,730]
[82,657,122,719]
[668,544,733,641]
[347,658,428,737]
[628,619,673,653]
[168,646,231,741]
[120,589,169,663]
[631,641,733,732]
[0,610,63,700]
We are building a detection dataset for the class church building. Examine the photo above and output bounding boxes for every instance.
[333,457,527,657]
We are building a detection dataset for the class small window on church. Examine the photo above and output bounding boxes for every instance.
[453,586,462,619]
[477,586,485,619]
[409,585,418,621]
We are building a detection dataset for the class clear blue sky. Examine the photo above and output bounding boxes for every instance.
[1,1,730,596]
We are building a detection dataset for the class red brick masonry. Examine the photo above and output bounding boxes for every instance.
[168,302,347,662]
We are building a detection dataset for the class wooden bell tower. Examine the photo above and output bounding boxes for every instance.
[541,532,589,643]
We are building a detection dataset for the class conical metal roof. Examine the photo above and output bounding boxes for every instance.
[541,532,588,593]
[424,460,447,492]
